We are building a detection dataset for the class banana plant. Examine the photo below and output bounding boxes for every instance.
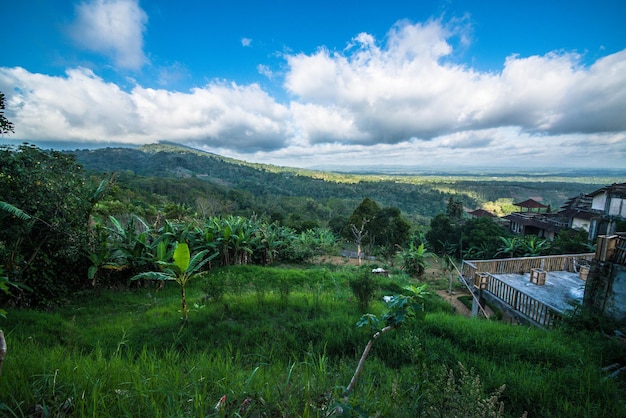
[522,235,550,257]
[400,242,434,277]
[106,215,155,274]
[495,236,522,258]
[131,242,216,320]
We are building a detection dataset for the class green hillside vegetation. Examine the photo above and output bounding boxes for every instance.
[2,142,625,416]
[71,143,623,228]
[2,265,625,417]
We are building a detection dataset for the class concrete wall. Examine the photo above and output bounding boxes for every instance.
[571,217,590,231]
[584,261,626,325]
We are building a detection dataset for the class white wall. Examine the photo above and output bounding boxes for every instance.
[608,197,626,217]
[571,217,590,231]
[592,193,606,211]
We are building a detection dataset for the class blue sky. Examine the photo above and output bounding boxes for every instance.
[2,0,625,169]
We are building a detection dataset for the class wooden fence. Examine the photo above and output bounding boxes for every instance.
[484,273,562,329]
[461,253,594,329]
[461,253,594,281]
[615,236,626,265]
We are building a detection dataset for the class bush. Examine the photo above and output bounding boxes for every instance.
[349,270,378,311]
[199,270,227,302]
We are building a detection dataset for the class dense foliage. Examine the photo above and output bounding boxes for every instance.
[0,93,14,135]
[0,144,106,306]
[72,144,617,229]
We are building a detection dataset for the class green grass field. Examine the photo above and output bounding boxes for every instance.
[1,264,624,417]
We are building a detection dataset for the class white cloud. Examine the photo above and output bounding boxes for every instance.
[1,18,625,169]
[70,0,148,70]
[0,67,291,151]
[257,64,274,79]
[284,19,626,144]
[241,38,252,47]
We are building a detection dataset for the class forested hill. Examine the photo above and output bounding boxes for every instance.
[69,143,617,225]
[70,144,455,222]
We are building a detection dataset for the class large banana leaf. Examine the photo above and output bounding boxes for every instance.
[173,242,190,272]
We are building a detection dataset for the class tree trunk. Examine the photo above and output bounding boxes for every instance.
[345,325,394,396]
[0,329,6,376]
[181,286,188,320]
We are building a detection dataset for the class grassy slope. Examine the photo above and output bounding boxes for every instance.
[0,264,624,417]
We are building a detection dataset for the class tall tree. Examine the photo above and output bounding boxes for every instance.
[460,217,507,259]
[371,206,411,262]
[346,198,381,246]
[426,214,459,257]
[0,144,106,305]
[0,92,14,136]
[446,196,464,223]
[351,219,369,266]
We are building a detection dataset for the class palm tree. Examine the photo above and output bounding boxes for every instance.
[131,242,216,320]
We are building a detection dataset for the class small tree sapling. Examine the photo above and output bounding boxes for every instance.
[345,284,428,396]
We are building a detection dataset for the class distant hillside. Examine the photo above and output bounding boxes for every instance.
[70,143,618,224]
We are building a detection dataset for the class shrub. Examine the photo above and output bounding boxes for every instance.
[349,270,378,311]
[422,362,507,418]
[200,270,227,302]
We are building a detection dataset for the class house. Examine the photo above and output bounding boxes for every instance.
[468,208,496,218]
[503,198,566,241]
[557,193,596,231]
[587,183,626,239]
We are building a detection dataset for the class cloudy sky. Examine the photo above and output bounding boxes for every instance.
[2,0,625,169]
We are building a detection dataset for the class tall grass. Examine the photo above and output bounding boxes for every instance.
[0,264,624,417]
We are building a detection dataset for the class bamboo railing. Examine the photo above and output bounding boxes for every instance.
[461,253,594,280]
[461,253,594,329]
[610,236,626,266]
[485,273,562,329]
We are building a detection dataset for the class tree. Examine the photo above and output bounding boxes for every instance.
[550,228,593,255]
[446,196,464,223]
[345,199,410,262]
[131,242,215,320]
[371,206,411,262]
[345,198,381,246]
[0,144,107,305]
[345,284,428,397]
[0,92,14,136]
[426,214,460,257]
[351,219,369,266]
[461,217,507,259]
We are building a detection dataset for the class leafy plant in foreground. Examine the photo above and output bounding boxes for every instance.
[344,284,428,397]
[131,242,215,320]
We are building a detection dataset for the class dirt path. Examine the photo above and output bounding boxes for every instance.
[435,289,473,316]
[435,289,495,318]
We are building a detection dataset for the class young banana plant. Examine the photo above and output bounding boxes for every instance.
[131,242,216,320]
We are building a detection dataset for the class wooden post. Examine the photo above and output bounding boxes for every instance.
[0,330,6,376]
